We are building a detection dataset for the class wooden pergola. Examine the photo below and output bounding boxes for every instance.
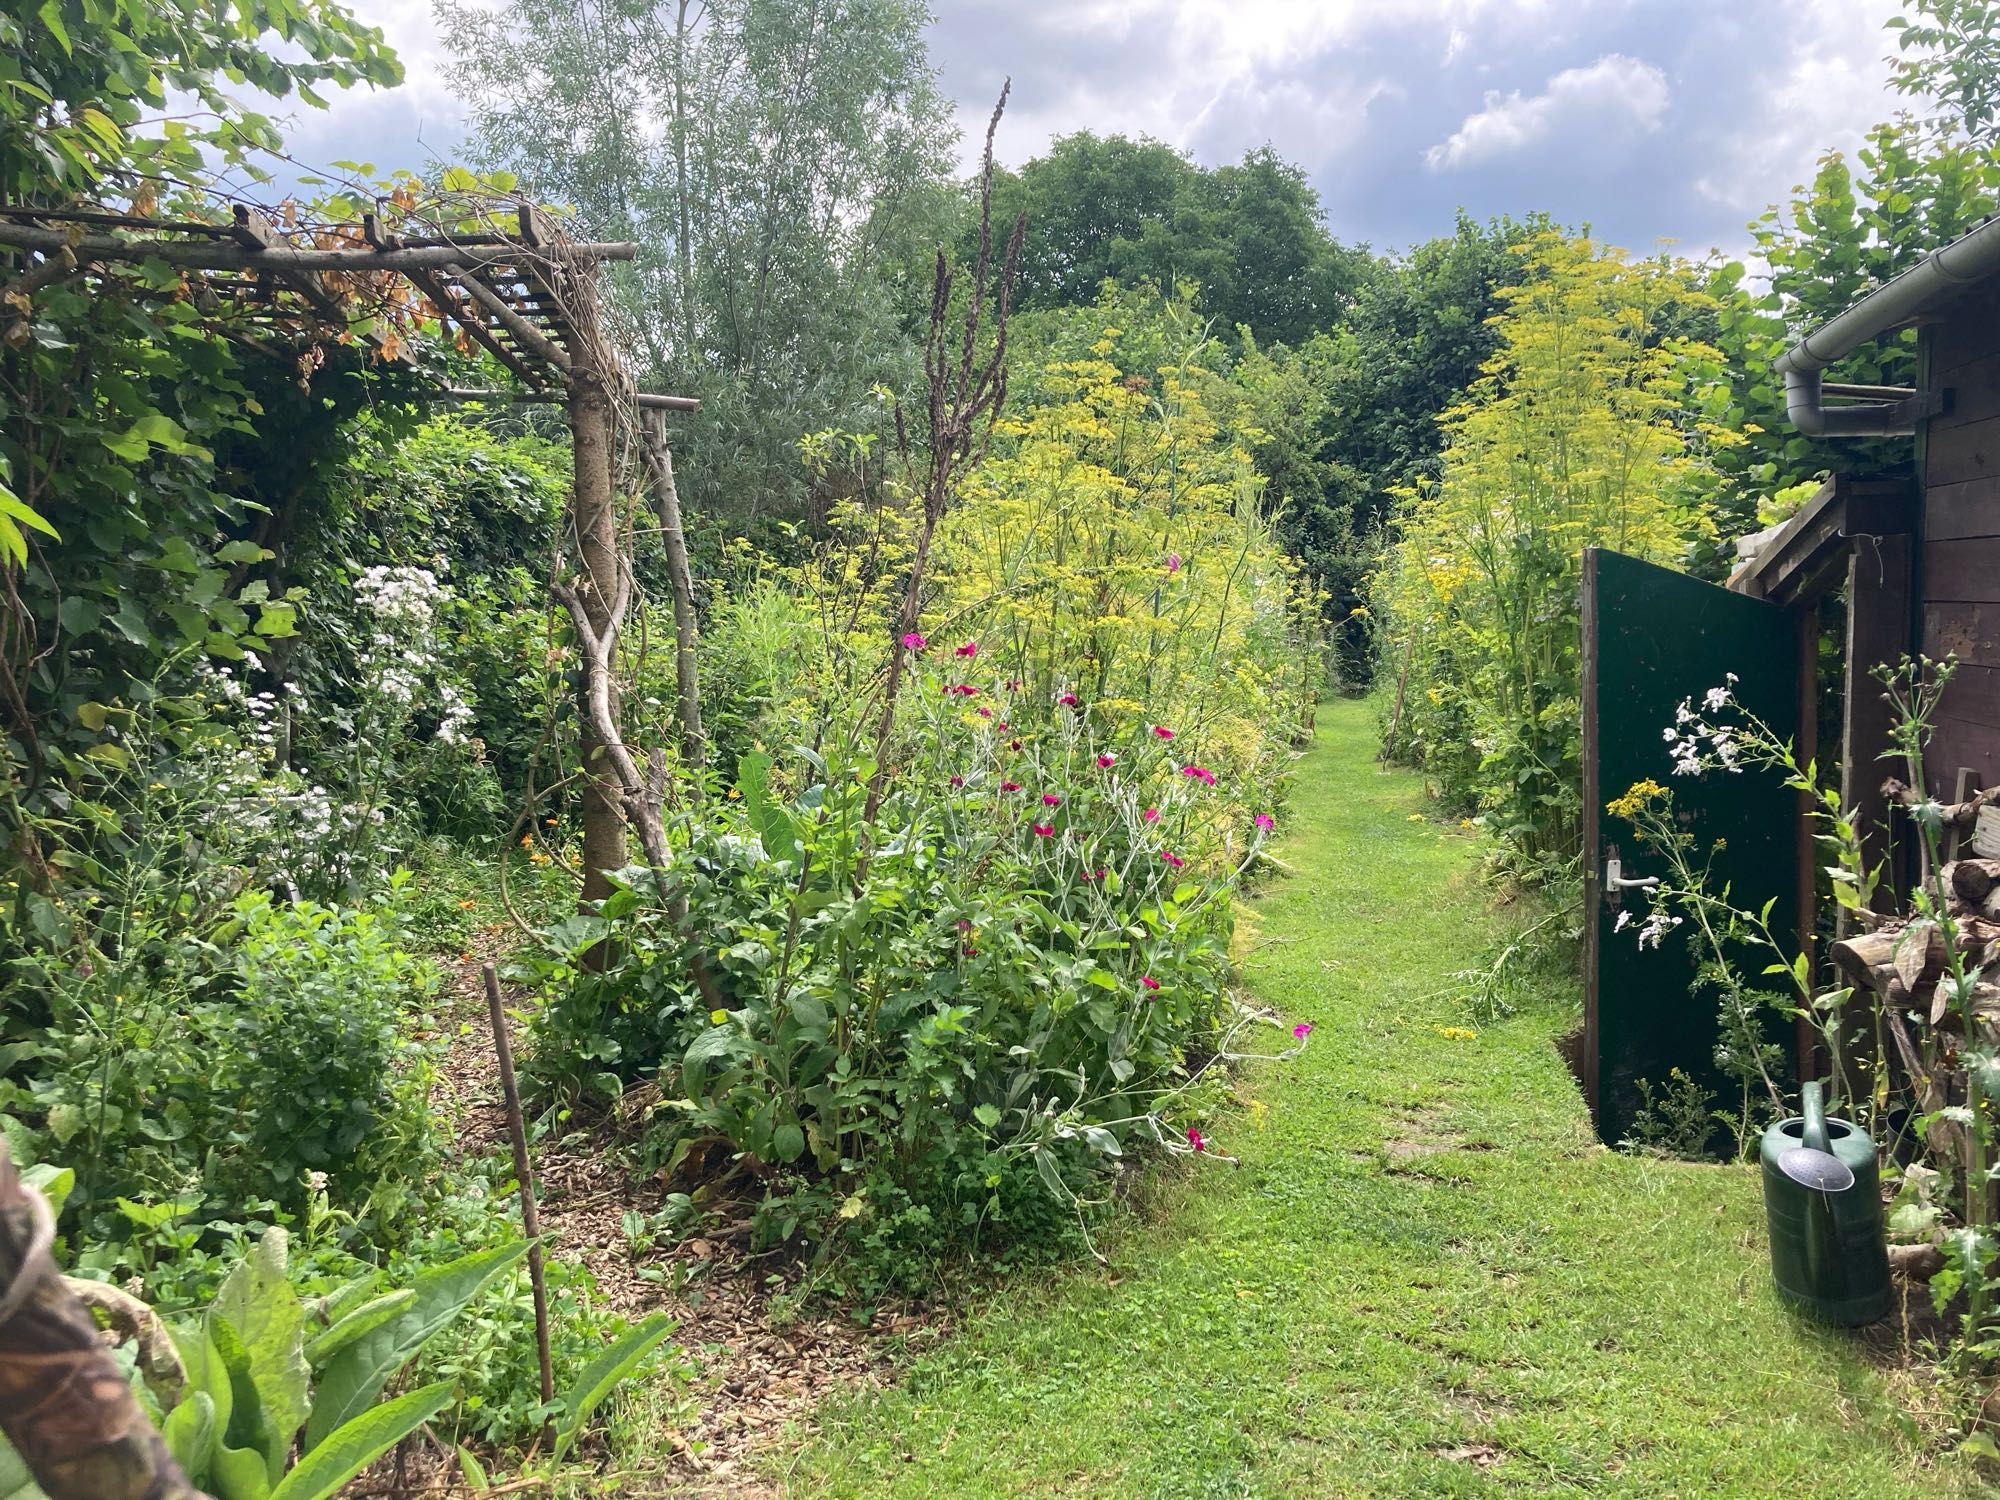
[0,193,705,896]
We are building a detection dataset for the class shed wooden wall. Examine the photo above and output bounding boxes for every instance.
[1920,287,2000,798]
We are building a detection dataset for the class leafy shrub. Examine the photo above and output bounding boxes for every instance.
[526,648,1277,1260]
[204,886,438,1215]
[2,868,435,1251]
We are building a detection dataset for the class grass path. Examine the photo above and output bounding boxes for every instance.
[773,700,1976,1498]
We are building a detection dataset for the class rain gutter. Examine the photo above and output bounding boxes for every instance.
[1775,214,2000,436]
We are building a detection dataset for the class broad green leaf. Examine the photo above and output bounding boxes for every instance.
[171,1324,235,1455]
[551,1314,678,1463]
[211,1442,272,1500]
[162,1390,217,1480]
[36,0,69,55]
[207,1315,277,1492]
[456,1445,489,1493]
[271,1383,454,1500]
[303,1242,527,1451]
[0,486,57,540]
[771,1122,806,1163]
[305,1289,414,1369]
[20,1163,72,1222]
[737,751,802,864]
[211,1229,309,1478]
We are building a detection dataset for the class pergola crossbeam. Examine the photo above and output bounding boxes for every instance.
[0,219,637,273]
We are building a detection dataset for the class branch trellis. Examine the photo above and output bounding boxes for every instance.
[1,190,706,902]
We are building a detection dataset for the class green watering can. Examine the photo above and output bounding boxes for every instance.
[1759,1080,1892,1326]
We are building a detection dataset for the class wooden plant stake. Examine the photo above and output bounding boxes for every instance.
[481,965,555,1445]
[0,1149,204,1500]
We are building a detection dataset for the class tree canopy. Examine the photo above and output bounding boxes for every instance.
[978,132,1371,347]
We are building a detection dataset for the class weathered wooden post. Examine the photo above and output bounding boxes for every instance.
[642,409,705,778]
[568,342,627,902]
[0,1152,202,1500]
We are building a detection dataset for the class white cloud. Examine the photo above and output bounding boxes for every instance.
[1424,53,1671,171]
[1690,0,1904,216]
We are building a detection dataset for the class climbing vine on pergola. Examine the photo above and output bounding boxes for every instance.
[0,188,707,904]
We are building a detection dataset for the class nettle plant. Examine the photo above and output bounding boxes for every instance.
[527,641,1302,1269]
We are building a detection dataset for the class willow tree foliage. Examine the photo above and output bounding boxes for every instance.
[441,0,959,529]
[1377,234,1733,871]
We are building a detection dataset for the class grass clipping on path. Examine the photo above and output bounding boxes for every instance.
[771,700,1977,1499]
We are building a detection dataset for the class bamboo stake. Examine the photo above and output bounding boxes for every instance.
[0,1150,204,1500]
[480,966,555,1443]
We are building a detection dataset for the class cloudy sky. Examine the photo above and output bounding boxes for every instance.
[281,0,1914,258]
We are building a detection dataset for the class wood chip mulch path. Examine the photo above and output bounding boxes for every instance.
[418,929,945,1494]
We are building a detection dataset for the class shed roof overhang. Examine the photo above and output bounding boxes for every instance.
[1776,212,2000,437]
[1728,474,1913,606]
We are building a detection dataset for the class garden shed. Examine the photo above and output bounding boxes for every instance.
[1737,215,2000,873]
[1583,216,2000,1143]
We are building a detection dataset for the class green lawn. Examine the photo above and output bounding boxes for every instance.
[771,699,1979,1499]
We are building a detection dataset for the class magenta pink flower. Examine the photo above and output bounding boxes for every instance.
[901,631,927,651]
[1010,738,1023,751]
[1033,823,1055,838]
[1187,1126,1205,1152]
[977,706,993,718]
[956,640,979,658]
[1001,781,1022,793]
[949,683,979,697]
[1166,552,1183,574]
[1042,793,1061,807]
[963,943,978,957]
[1097,753,1116,768]
[1152,725,1174,740]
[997,721,1010,731]
[1143,807,1160,824]
[1141,975,1160,990]
[1161,850,1185,869]
[1180,765,1216,787]
[1058,693,1080,708]
[1293,1022,1314,1040]
[949,774,966,789]
[1254,814,1275,832]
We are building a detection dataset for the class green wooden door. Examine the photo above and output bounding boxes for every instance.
[1582,548,1802,1147]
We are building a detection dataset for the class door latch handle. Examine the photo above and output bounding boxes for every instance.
[1605,855,1659,892]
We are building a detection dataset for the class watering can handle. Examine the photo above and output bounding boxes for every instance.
[1801,1079,1830,1154]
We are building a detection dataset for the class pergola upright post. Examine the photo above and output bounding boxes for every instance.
[568,360,626,902]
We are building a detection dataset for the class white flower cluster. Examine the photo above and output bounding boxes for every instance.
[188,662,381,898]
[1660,673,1742,776]
[351,565,475,745]
[353,564,445,632]
[1614,907,1685,950]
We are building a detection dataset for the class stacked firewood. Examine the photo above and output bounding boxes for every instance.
[1827,784,2000,1171]
[1830,857,2000,1025]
